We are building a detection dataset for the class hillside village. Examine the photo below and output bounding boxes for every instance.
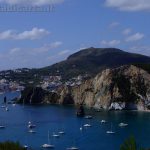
[0,68,88,93]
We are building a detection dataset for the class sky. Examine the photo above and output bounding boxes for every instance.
[0,0,150,70]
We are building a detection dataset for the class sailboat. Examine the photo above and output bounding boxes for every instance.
[28,129,36,133]
[28,121,36,129]
[4,96,9,111]
[12,103,16,107]
[58,126,65,134]
[84,115,93,119]
[67,140,79,150]
[101,120,107,124]
[106,123,115,134]
[42,131,55,149]
[52,132,60,138]
[83,123,91,127]
[1,105,5,108]
[23,145,28,150]
[5,107,9,111]
[23,135,29,149]
[59,131,65,134]
[80,127,83,131]
[67,147,79,150]
[0,124,5,129]
[119,122,128,127]
[83,120,92,127]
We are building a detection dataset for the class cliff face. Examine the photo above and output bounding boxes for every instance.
[20,65,150,111]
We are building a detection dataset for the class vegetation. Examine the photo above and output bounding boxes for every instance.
[133,63,150,74]
[43,48,150,80]
[120,136,149,150]
[0,141,25,150]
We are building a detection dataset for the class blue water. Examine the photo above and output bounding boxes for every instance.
[0,92,150,150]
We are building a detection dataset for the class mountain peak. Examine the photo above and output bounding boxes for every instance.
[67,47,124,60]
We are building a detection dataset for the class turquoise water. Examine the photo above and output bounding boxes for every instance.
[0,92,150,150]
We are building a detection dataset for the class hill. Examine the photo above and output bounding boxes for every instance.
[43,47,150,79]
[0,47,150,85]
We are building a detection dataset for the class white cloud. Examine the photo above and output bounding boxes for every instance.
[105,0,150,12]
[50,41,63,48]
[129,45,150,56]
[0,0,64,6]
[58,50,70,55]
[101,40,121,47]
[0,27,50,40]
[8,41,63,54]
[122,28,132,35]
[0,41,63,69]
[126,33,144,42]
[9,48,21,54]
[33,41,63,53]
[0,30,15,40]
[109,22,120,28]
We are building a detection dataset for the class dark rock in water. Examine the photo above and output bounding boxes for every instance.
[4,96,7,104]
[76,104,85,117]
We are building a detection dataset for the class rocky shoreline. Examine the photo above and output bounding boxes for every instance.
[18,65,150,111]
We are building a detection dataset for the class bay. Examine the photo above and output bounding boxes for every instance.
[0,92,150,150]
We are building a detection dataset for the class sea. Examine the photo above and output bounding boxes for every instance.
[0,92,150,150]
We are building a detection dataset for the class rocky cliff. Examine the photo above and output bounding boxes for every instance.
[19,65,150,111]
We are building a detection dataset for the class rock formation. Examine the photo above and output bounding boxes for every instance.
[19,65,150,111]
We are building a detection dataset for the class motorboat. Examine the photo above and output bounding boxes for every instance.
[119,122,128,127]
[83,124,91,127]
[84,115,93,119]
[52,132,60,138]
[101,120,107,124]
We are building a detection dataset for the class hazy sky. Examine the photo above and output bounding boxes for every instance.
[0,0,150,70]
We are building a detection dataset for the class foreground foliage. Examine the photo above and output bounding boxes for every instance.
[120,136,149,150]
[0,141,24,150]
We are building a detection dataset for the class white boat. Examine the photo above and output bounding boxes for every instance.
[119,123,128,127]
[106,131,115,134]
[23,145,28,149]
[58,126,65,135]
[28,124,36,128]
[83,124,91,127]
[84,115,93,119]
[67,140,79,150]
[28,129,36,133]
[101,120,107,124]
[5,107,9,111]
[1,106,5,108]
[80,127,83,131]
[42,144,55,148]
[59,131,65,134]
[16,89,21,92]
[42,131,55,149]
[106,124,115,134]
[0,92,4,95]
[12,104,16,107]
[52,132,60,138]
[28,121,36,129]
[67,147,79,150]
[0,125,5,129]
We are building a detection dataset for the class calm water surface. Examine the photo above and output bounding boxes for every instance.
[0,92,150,150]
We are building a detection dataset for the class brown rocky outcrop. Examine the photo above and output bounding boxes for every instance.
[19,65,150,111]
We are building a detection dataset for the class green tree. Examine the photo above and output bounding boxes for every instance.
[0,141,25,150]
[120,136,145,150]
